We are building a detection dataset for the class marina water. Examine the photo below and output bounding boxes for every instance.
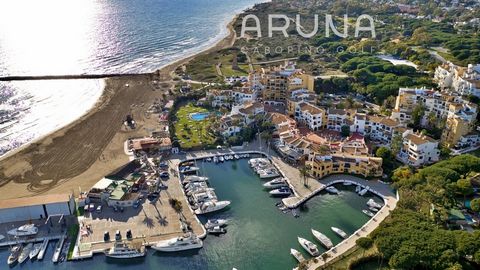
[0,159,382,269]
[0,0,263,156]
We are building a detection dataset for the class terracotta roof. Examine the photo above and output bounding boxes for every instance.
[268,112,293,126]
[405,133,437,145]
[299,103,324,115]
[0,194,71,209]
[328,109,347,115]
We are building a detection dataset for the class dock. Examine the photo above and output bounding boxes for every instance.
[37,238,50,260]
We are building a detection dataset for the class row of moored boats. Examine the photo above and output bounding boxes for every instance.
[205,153,250,163]
[291,227,349,262]
[249,158,292,197]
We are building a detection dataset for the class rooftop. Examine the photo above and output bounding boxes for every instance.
[0,194,72,210]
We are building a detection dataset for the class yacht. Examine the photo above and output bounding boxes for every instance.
[179,166,200,174]
[29,243,42,259]
[52,236,65,263]
[355,185,361,193]
[195,200,231,214]
[37,239,49,260]
[213,156,219,163]
[183,175,208,184]
[297,237,320,256]
[152,233,203,252]
[234,154,240,159]
[369,207,379,213]
[367,199,382,209]
[207,226,226,235]
[269,187,291,197]
[205,157,212,162]
[325,186,339,194]
[219,156,224,162]
[263,178,288,189]
[7,244,22,265]
[362,209,375,217]
[311,229,333,249]
[187,187,215,197]
[331,227,348,239]
[290,248,305,262]
[8,224,38,236]
[205,219,228,229]
[18,243,32,264]
[358,187,369,196]
[105,242,146,259]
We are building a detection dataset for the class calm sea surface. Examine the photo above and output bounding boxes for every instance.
[0,159,382,269]
[0,0,263,156]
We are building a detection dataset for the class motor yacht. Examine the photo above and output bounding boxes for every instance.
[325,186,339,194]
[207,226,226,235]
[219,156,224,162]
[179,166,200,174]
[213,156,219,163]
[7,244,22,265]
[204,219,228,229]
[183,175,208,184]
[18,243,32,264]
[195,200,231,214]
[311,229,333,249]
[29,243,42,259]
[290,248,305,262]
[8,224,38,237]
[269,187,291,197]
[331,227,348,239]
[366,199,382,209]
[152,233,203,252]
[105,242,146,259]
[358,187,369,196]
[263,178,288,189]
[362,209,375,217]
[297,237,319,256]
[369,207,379,212]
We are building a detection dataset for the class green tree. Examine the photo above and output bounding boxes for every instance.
[470,198,480,213]
[391,133,403,156]
[411,104,425,127]
[299,165,311,187]
[376,147,392,160]
[340,125,350,137]
[456,179,473,204]
[356,237,374,256]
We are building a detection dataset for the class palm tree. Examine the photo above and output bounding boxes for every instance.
[299,165,311,187]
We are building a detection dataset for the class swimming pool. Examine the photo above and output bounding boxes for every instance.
[190,112,211,121]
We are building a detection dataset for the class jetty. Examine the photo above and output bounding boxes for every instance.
[37,238,50,260]
[52,235,66,263]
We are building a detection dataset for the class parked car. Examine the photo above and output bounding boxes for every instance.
[159,171,169,178]
[96,205,102,213]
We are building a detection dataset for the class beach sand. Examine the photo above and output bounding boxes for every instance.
[0,16,238,199]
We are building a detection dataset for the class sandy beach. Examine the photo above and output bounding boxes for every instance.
[0,16,238,199]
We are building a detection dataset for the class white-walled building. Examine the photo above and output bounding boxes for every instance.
[295,102,326,131]
[398,131,440,167]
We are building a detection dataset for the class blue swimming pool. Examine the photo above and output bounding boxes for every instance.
[190,112,211,121]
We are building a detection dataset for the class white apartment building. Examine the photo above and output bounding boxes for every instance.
[295,102,326,131]
[398,131,440,167]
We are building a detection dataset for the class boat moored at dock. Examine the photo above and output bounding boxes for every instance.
[195,200,231,214]
[263,178,288,189]
[362,209,375,217]
[8,224,38,237]
[290,248,305,262]
[269,187,291,197]
[152,233,203,252]
[105,242,146,259]
[7,244,22,265]
[204,218,228,229]
[37,239,49,260]
[331,227,348,239]
[297,237,319,256]
[366,198,382,209]
[29,243,42,259]
[311,229,333,249]
[18,243,33,264]
[325,186,339,194]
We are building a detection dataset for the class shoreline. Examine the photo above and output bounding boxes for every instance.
[0,7,243,199]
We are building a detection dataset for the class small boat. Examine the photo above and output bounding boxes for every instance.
[8,224,38,236]
[366,199,382,209]
[18,243,33,264]
[259,169,280,179]
[234,154,240,159]
[325,186,339,194]
[290,248,305,262]
[311,229,333,249]
[263,178,288,189]
[331,227,348,239]
[355,185,361,193]
[219,156,224,162]
[52,237,65,263]
[7,244,22,265]
[207,226,226,235]
[358,187,369,196]
[29,243,42,259]
[343,181,353,186]
[195,200,231,214]
[369,207,379,212]
[269,187,291,197]
[205,219,228,229]
[179,166,200,174]
[228,155,234,160]
[362,209,375,217]
[105,242,146,259]
[213,156,219,163]
[297,237,319,256]
[152,233,203,252]
[183,175,208,184]
[37,239,49,260]
[292,209,299,218]
[205,157,212,162]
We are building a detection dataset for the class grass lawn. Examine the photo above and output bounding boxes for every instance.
[221,63,249,77]
[173,103,218,149]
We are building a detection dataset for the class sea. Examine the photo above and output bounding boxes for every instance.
[0,0,264,157]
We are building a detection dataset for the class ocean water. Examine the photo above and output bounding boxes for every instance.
[0,159,381,269]
[0,0,263,156]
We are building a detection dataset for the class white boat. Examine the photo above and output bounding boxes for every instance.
[331,227,348,239]
[29,243,42,259]
[52,236,65,263]
[219,156,224,162]
[213,156,219,163]
[205,219,228,229]
[180,166,200,174]
[343,181,353,186]
[0,234,4,241]
[205,157,212,162]
[234,154,240,159]
[183,175,208,184]
[290,248,305,262]
[355,185,361,193]
[195,200,231,214]
[358,187,369,196]
[269,187,291,197]
[367,199,382,209]
[362,209,375,217]
[207,226,226,235]
[152,233,203,252]
[105,242,146,259]
[297,237,319,256]
[311,229,333,249]
[18,243,32,264]
[325,186,339,194]
[263,178,288,189]
[8,224,38,236]
[7,244,22,265]
[369,207,379,212]
[37,239,49,260]
[259,169,280,179]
